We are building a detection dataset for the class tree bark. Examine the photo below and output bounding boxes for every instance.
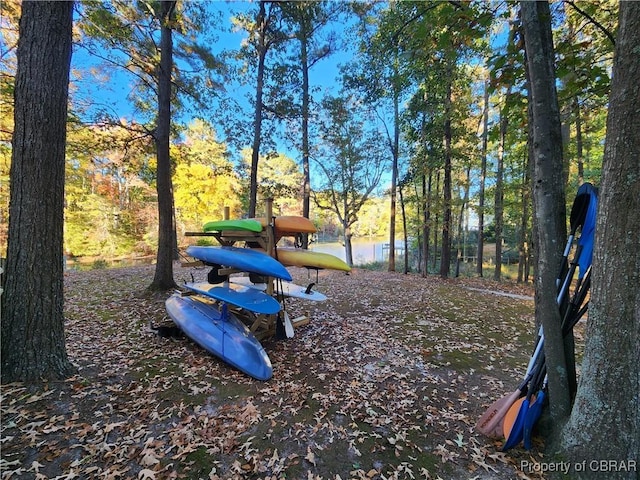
[494,90,507,281]
[1,1,76,382]
[561,2,640,474]
[387,70,400,273]
[476,77,488,277]
[343,224,354,268]
[399,183,409,274]
[439,66,453,279]
[300,11,311,248]
[249,0,268,218]
[150,0,178,291]
[423,170,433,276]
[517,166,531,283]
[521,0,571,428]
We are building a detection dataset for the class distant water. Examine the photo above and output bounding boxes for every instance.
[310,237,404,266]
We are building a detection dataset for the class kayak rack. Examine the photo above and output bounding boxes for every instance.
[183,200,311,341]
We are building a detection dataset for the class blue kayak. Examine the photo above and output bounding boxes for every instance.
[166,293,272,381]
[183,282,281,314]
[186,245,292,282]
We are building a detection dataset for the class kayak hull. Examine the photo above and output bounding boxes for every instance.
[254,216,317,236]
[186,245,292,281]
[166,293,272,381]
[203,219,263,233]
[275,248,351,272]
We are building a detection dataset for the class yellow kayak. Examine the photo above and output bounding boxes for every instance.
[274,248,351,272]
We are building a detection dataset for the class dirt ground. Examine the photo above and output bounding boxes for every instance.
[1,264,560,480]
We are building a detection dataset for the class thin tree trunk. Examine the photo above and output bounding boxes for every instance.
[343,224,354,267]
[457,165,470,277]
[477,77,489,277]
[494,87,509,281]
[432,171,440,272]
[518,164,530,283]
[421,171,431,277]
[301,28,311,247]
[574,95,585,183]
[249,1,268,218]
[1,1,76,382]
[388,78,400,273]
[150,0,177,291]
[399,183,409,274]
[522,0,571,429]
[439,68,453,279]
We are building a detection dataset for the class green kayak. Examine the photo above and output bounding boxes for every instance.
[203,219,263,233]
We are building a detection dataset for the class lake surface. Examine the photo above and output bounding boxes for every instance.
[310,237,405,266]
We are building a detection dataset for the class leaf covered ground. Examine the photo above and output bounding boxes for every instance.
[1,264,561,480]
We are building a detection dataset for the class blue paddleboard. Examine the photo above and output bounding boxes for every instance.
[183,282,281,314]
[166,294,272,381]
[186,246,292,282]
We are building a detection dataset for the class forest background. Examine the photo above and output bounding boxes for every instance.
[0,1,614,276]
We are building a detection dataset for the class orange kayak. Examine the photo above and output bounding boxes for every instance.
[254,216,317,236]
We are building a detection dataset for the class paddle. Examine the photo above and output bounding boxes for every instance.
[270,221,295,339]
[502,396,530,451]
[502,356,545,451]
[283,311,294,338]
[274,313,284,339]
[273,278,295,339]
[275,278,295,339]
[516,355,547,450]
[519,273,592,450]
[556,183,596,312]
[504,251,593,450]
[475,336,544,438]
[523,372,547,450]
[480,184,597,443]
[523,388,546,449]
[516,187,597,450]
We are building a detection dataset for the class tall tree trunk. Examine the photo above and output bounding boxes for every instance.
[421,170,431,277]
[573,95,585,183]
[1,1,76,382]
[439,69,453,279]
[343,223,354,267]
[477,77,489,277]
[457,165,470,277]
[300,23,311,248]
[399,183,408,274]
[518,165,531,283]
[524,42,536,288]
[494,19,517,281]
[150,0,177,291]
[561,2,640,472]
[432,171,440,272]
[292,3,313,244]
[420,108,430,277]
[494,86,510,281]
[521,0,571,429]
[249,0,268,218]
[387,77,400,273]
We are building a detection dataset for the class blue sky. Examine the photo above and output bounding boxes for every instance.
[71,1,351,141]
[69,1,388,193]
